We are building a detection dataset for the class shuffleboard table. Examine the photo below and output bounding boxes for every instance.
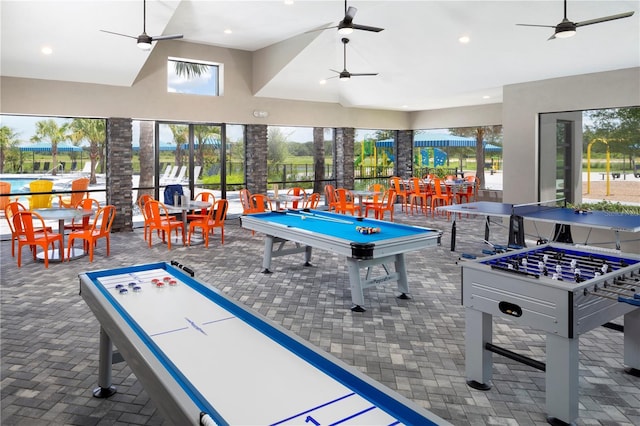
[241,209,442,311]
[79,261,450,426]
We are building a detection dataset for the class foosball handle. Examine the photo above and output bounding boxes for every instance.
[618,296,640,307]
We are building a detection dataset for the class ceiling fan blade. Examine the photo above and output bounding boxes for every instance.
[351,23,384,32]
[575,11,634,27]
[100,29,137,39]
[350,73,378,77]
[329,69,342,74]
[151,34,184,41]
[516,24,556,28]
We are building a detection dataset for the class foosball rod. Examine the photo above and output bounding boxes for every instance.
[585,289,640,307]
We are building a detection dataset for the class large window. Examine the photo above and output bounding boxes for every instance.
[540,107,640,207]
[354,129,394,189]
[167,57,222,96]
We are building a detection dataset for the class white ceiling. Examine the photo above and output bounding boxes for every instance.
[1,0,639,111]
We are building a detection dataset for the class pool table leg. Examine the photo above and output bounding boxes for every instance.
[262,236,274,273]
[93,326,117,398]
[395,254,410,299]
[346,258,366,312]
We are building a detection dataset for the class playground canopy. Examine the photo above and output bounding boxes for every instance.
[18,142,83,152]
[376,133,502,151]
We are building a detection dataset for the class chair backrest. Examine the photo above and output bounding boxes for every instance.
[13,211,47,243]
[0,181,11,210]
[145,200,167,226]
[432,177,445,196]
[390,177,405,194]
[409,177,423,194]
[250,194,272,212]
[381,189,396,208]
[213,199,228,224]
[192,165,202,181]
[305,193,321,209]
[367,183,385,203]
[324,184,336,205]
[28,180,54,208]
[193,191,215,214]
[286,187,307,208]
[334,188,354,205]
[161,164,174,179]
[67,177,90,206]
[5,201,27,235]
[163,184,184,205]
[90,205,116,236]
[239,189,253,213]
[174,166,187,182]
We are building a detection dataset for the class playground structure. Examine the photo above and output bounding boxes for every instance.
[586,138,610,196]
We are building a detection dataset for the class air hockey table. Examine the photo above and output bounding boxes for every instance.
[240,209,442,311]
[79,261,450,426]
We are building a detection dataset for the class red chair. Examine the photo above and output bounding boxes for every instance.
[408,177,428,215]
[4,201,51,257]
[13,211,64,268]
[188,199,228,247]
[456,176,476,204]
[324,184,338,211]
[304,193,321,209]
[250,194,273,212]
[67,205,116,262]
[285,187,307,209]
[64,198,100,232]
[365,189,396,221]
[145,200,184,249]
[389,177,409,213]
[334,188,360,216]
[186,191,215,221]
[431,177,453,218]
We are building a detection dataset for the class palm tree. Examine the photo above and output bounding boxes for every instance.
[70,119,106,184]
[193,125,221,170]
[0,125,20,174]
[31,119,70,176]
[169,124,188,167]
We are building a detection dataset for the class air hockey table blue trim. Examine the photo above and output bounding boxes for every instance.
[82,262,445,426]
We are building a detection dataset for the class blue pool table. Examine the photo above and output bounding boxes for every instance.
[80,262,450,426]
[241,209,442,311]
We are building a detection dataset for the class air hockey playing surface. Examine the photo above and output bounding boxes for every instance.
[80,262,449,425]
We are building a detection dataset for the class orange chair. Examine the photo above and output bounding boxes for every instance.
[324,184,338,211]
[431,177,453,218]
[145,200,184,249]
[4,201,52,257]
[13,211,64,268]
[456,176,477,204]
[250,194,273,212]
[334,188,360,216]
[361,183,385,212]
[304,193,321,209]
[285,187,307,209]
[27,180,54,208]
[188,199,228,247]
[57,177,89,208]
[64,198,100,232]
[240,189,254,214]
[389,177,409,213]
[407,177,429,215]
[186,191,215,221]
[67,205,116,262]
[365,189,396,221]
[0,181,15,211]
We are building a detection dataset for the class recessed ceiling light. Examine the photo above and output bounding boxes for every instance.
[41,46,53,55]
[284,0,294,5]
[402,105,409,108]
[224,29,232,34]
[458,36,470,44]
[319,79,327,85]
[482,95,491,99]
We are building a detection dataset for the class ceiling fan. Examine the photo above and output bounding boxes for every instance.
[315,0,384,35]
[328,38,378,81]
[517,0,634,40]
[100,0,183,50]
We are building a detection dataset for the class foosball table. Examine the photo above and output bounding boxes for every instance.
[461,243,640,425]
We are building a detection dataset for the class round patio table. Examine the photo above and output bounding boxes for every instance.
[33,207,95,261]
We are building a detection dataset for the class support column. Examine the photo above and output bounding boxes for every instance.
[106,117,133,232]
[245,125,268,195]
[396,130,413,178]
[335,127,354,189]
